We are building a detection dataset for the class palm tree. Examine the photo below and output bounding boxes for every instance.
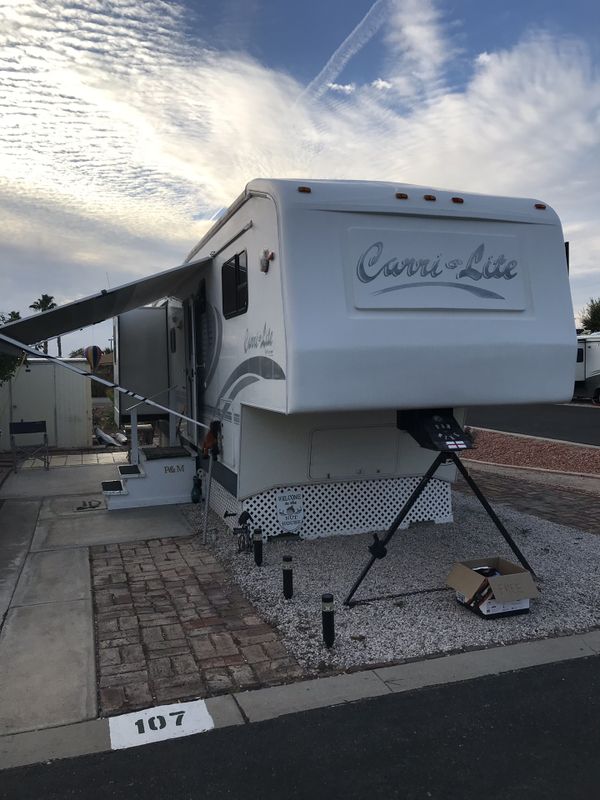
[0,310,22,385]
[29,294,59,355]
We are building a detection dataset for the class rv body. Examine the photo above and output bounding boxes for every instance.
[116,179,576,535]
[575,334,600,403]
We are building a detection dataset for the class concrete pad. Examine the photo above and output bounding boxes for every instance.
[97,453,117,464]
[12,548,90,607]
[32,504,193,551]
[205,694,245,729]
[374,633,598,694]
[0,718,110,770]
[234,670,390,723]
[38,494,106,521]
[0,500,40,623]
[0,464,117,500]
[0,598,96,735]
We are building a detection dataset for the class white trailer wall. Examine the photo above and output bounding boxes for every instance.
[0,359,93,450]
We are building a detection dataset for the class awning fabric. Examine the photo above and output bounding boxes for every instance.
[0,257,211,354]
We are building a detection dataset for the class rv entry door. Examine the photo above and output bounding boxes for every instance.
[190,280,208,440]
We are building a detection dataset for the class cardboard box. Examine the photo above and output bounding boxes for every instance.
[446,557,539,618]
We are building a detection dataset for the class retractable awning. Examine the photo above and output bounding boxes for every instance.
[0,257,211,354]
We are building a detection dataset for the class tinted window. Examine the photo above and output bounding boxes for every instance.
[577,347,584,363]
[222,251,248,319]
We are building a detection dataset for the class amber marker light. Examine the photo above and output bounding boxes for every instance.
[395,192,408,199]
[297,186,312,193]
[451,197,464,204]
[534,203,547,209]
[424,194,436,201]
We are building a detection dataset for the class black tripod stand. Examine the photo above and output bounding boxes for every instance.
[343,410,536,607]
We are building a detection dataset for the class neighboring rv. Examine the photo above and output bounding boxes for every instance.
[112,179,576,535]
[575,334,600,403]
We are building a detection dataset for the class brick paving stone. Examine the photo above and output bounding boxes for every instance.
[118,615,139,631]
[153,676,205,704]
[171,654,197,674]
[100,687,126,713]
[137,612,179,626]
[99,634,141,648]
[124,682,153,707]
[263,640,289,659]
[162,623,185,640]
[100,670,149,689]
[221,654,245,667]
[101,661,147,677]
[229,664,259,689]
[191,637,216,660]
[235,628,278,646]
[253,658,305,684]
[148,658,173,680]
[204,668,234,694]
[241,644,268,663]
[142,627,164,644]
[121,644,144,662]
[146,640,190,658]
[99,648,121,667]
[211,632,238,657]
[196,657,226,669]
[97,618,119,635]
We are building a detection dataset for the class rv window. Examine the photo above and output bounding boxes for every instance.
[222,250,248,319]
[577,347,584,363]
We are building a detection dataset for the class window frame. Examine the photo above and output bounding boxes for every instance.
[221,250,248,319]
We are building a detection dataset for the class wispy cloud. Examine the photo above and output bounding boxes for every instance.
[300,0,391,101]
[0,0,599,328]
[384,0,452,100]
[371,78,393,91]
[327,82,356,94]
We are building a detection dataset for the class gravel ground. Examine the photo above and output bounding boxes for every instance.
[184,493,600,675]
[465,428,600,474]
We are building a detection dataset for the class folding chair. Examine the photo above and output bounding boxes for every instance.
[9,420,50,472]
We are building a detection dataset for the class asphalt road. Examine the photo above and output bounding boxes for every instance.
[4,655,600,799]
[466,403,600,446]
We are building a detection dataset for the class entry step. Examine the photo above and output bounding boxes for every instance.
[141,446,191,461]
[118,464,144,478]
[101,480,128,495]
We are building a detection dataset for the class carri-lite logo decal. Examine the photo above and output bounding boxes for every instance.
[356,241,519,300]
[244,323,274,353]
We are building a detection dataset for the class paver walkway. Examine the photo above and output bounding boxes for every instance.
[91,537,304,715]
[455,468,600,535]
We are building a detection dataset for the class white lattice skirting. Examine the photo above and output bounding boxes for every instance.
[204,475,453,539]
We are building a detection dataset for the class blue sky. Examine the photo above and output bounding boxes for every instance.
[1,0,599,353]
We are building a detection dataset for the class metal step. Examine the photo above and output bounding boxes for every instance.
[101,479,128,495]
[141,446,191,461]
[118,464,144,478]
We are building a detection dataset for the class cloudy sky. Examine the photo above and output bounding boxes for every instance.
[1,0,599,353]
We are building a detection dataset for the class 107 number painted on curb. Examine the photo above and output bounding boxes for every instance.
[134,710,185,735]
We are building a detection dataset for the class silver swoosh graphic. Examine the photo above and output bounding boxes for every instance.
[372,281,505,300]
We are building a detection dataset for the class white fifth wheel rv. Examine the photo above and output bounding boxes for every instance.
[574,333,600,403]
[111,179,575,536]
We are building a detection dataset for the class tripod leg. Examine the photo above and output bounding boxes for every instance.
[344,453,446,606]
[450,453,536,579]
